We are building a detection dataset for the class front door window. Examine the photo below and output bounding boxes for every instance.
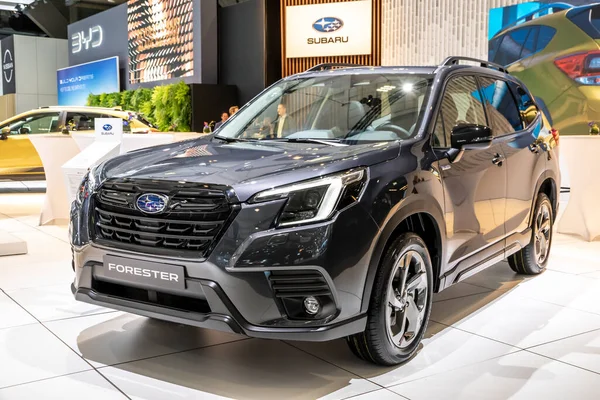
[2,113,60,135]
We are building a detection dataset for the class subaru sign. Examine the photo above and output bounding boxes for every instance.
[286,0,372,58]
[136,193,169,214]
[95,117,123,142]
[312,17,344,33]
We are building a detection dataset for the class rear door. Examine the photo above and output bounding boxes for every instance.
[0,112,60,176]
[434,75,507,278]
[478,76,541,243]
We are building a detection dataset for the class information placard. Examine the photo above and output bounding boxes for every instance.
[95,118,123,142]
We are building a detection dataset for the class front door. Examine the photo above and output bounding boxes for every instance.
[0,112,60,176]
[432,75,507,278]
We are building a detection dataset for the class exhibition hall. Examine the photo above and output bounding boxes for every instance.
[2,0,600,398]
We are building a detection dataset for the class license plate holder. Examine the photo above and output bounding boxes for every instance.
[102,255,186,291]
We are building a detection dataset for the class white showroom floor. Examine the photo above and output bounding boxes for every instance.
[1,193,600,399]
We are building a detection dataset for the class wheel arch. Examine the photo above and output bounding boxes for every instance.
[531,172,559,225]
[360,198,446,314]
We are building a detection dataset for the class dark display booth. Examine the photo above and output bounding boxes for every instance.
[63,0,282,132]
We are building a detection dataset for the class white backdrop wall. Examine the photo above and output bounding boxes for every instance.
[381,0,527,66]
[14,36,68,113]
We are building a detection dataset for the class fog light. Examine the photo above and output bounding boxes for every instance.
[303,296,320,315]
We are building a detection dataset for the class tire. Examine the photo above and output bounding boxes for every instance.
[508,193,553,275]
[347,233,433,366]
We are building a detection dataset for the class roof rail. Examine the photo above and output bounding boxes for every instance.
[306,63,364,72]
[498,3,571,33]
[441,56,508,73]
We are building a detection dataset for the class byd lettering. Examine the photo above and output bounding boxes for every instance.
[307,36,349,44]
[107,262,179,282]
[71,25,103,54]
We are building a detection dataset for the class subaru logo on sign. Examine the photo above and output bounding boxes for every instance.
[312,17,344,33]
[103,124,113,131]
[136,193,168,214]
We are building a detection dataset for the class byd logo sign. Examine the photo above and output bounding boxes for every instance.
[71,25,103,54]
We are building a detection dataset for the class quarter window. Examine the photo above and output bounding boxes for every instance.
[520,26,538,59]
[536,26,556,52]
[479,77,523,135]
[512,84,539,128]
[432,110,447,147]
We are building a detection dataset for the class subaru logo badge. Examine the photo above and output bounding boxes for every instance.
[136,193,168,214]
[103,124,113,131]
[312,17,343,33]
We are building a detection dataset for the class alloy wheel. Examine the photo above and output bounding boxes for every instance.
[385,249,428,349]
[534,202,552,265]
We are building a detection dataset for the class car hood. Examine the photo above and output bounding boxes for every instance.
[99,136,401,201]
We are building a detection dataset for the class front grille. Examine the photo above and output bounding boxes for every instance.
[92,179,234,257]
[268,270,332,299]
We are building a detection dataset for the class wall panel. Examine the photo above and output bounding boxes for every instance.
[280,0,382,76]
[381,0,527,66]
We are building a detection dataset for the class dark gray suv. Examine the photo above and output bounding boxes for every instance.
[70,57,560,366]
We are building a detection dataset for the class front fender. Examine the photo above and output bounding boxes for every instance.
[359,193,446,313]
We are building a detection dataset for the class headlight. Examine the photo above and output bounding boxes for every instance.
[75,165,99,205]
[252,168,367,226]
[75,172,90,205]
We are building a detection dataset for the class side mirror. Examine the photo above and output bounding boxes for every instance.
[61,127,70,135]
[451,123,492,149]
[0,127,9,140]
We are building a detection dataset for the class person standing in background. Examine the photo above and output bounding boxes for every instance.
[214,112,229,130]
[274,103,295,137]
[229,106,239,116]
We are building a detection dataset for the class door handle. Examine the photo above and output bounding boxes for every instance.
[529,143,540,153]
[492,153,505,166]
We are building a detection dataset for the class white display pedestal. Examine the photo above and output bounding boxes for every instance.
[62,142,121,203]
[28,134,81,226]
[71,133,95,151]
[557,136,600,241]
[0,229,27,256]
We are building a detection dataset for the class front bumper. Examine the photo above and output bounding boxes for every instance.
[71,279,366,341]
[71,195,378,341]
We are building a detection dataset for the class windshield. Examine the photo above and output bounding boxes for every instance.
[216,73,433,143]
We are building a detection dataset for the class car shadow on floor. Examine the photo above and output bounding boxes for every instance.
[72,262,542,399]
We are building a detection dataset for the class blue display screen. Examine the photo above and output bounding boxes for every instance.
[57,56,119,106]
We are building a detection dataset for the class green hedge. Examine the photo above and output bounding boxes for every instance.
[86,81,192,132]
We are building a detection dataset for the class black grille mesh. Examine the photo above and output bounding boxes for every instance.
[92,180,233,257]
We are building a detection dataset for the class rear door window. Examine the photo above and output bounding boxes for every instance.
[478,77,523,135]
[66,112,104,131]
[495,27,530,66]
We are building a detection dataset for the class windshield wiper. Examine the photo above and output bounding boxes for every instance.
[213,135,257,143]
[264,138,348,147]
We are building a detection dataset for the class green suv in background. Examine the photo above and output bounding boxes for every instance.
[490,3,600,135]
